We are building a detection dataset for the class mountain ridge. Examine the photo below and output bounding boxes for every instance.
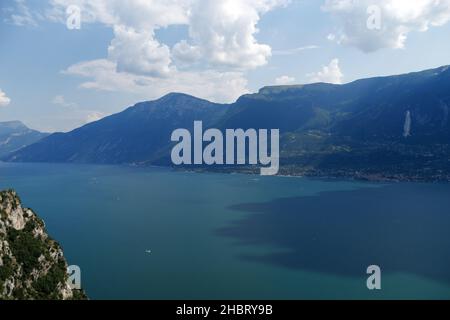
[4,64,450,181]
[0,121,49,158]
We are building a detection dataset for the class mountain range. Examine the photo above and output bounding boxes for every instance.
[0,121,48,158]
[4,65,450,181]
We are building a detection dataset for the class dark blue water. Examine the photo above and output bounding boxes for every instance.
[1,162,450,299]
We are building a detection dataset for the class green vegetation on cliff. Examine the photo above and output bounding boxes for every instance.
[0,190,87,300]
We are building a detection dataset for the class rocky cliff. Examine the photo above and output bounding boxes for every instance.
[0,190,86,300]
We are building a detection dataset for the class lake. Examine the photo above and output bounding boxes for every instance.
[1,162,450,299]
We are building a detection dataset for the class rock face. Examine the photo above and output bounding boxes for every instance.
[0,190,86,300]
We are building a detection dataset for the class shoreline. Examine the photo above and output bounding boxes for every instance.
[2,160,449,184]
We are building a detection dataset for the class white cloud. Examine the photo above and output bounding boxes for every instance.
[48,0,189,77]
[172,40,203,65]
[179,0,289,69]
[64,59,249,103]
[51,94,106,124]
[52,95,77,108]
[307,58,343,84]
[43,0,288,102]
[327,33,336,41]
[108,25,173,77]
[275,75,296,85]
[52,95,65,105]
[85,111,106,124]
[6,0,40,27]
[0,89,11,107]
[63,59,139,92]
[323,0,450,52]
[272,45,319,56]
[47,0,189,27]
[45,0,288,71]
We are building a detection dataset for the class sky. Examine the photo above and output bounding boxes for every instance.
[1,0,450,132]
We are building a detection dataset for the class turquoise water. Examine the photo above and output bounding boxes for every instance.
[1,162,450,299]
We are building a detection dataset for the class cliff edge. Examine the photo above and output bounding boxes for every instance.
[0,190,86,300]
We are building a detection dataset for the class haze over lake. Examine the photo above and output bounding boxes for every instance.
[1,162,450,299]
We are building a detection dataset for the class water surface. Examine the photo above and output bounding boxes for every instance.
[1,162,450,299]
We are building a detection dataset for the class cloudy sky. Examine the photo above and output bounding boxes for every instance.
[1,0,450,132]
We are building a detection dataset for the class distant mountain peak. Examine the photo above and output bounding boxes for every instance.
[155,92,217,105]
[130,92,225,115]
[0,120,27,130]
[258,82,338,95]
[0,121,49,158]
[160,92,195,99]
[130,93,220,112]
